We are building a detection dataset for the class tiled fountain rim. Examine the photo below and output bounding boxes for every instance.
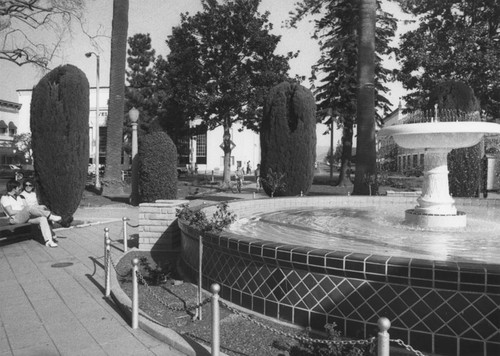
[183,195,500,291]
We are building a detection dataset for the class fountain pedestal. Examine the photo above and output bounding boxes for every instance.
[405,148,467,229]
[415,149,456,215]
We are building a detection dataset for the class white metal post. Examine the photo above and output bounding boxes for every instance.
[132,258,139,329]
[104,227,109,266]
[105,237,111,297]
[122,217,128,252]
[198,235,203,321]
[377,317,391,356]
[211,283,220,356]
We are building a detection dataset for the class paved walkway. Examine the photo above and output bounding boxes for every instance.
[0,205,186,356]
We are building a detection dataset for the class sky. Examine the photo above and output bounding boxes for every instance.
[0,0,415,147]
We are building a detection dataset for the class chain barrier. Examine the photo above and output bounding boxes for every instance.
[219,299,375,347]
[390,339,427,356]
[102,224,424,355]
[135,269,211,312]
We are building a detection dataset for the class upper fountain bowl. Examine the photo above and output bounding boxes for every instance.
[378,122,500,149]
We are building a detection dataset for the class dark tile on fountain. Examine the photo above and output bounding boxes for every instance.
[231,288,241,305]
[265,300,278,318]
[241,292,252,310]
[365,262,386,274]
[410,330,433,352]
[486,271,500,285]
[460,339,486,356]
[308,249,331,257]
[459,270,487,284]
[310,312,327,332]
[227,239,238,251]
[249,243,262,256]
[276,248,291,262]
[279,304,293,323]
[387,264,409,277]
[237,241,250,254]
[434,260,459,271]
[291,250,308,264]
[366,255,391,264]
[254,296,265,314]
[435,335,458,356]
[294,308,309,326]
[325,255,344,270]
[307,253,325,268]
[409,266,433,279]
[487,344,500,356]
[325,250,352,259]
[409,258,434,268]
[434,268,459,283]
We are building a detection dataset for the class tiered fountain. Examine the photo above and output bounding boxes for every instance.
[378,109,500,229]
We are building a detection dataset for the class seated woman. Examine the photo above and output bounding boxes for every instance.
[1,179,59,247]
[20,179,61,222]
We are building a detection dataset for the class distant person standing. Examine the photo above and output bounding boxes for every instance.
[255,164,261,192]
[246,161,251,174]
[235,166,244,193]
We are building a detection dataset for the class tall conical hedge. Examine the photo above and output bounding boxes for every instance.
[260,82,316,197]
[427,81,481,197]
[30,64,89,221]
[138,131,178,202]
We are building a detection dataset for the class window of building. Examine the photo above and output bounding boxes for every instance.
[196,132,207,164]
[420,154,424,166]
[0,128,6,135]
[413,154,418,167]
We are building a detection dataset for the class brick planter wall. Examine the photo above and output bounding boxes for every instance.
[138,200,189,251]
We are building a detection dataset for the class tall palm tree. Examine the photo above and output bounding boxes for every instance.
[353,0,377,195]
[102,0,129,196]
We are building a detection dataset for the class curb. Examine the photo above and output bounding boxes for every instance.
[109,249,225,356]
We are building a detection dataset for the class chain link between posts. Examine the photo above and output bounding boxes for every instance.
[103,224,426,355]
[390,339,427,356]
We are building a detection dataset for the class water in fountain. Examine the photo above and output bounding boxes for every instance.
[227,204,500,264]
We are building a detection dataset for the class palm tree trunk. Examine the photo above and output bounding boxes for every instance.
[102,0,129,196]
[353,0,377,195]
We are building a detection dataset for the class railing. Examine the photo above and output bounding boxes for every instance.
[103,224,427,356]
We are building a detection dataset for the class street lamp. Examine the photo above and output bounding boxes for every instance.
[129,107,139,205]
[85,51,101,189]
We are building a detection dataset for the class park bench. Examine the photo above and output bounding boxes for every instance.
[0,215,40,243]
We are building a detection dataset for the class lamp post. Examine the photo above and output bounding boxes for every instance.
[129,107,139,205]
[85,51,101,189]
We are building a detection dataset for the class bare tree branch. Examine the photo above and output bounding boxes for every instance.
[0,0,88,68]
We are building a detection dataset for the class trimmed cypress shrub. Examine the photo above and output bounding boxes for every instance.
[30,64,89,222]
[260,82,316,197]
[427,81,481,197]
[138,131,178,202]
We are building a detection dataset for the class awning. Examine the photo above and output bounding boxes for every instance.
[0,120,7,129]
[8,122,17,130]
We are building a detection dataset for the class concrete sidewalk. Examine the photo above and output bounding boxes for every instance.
[0,206,186,356]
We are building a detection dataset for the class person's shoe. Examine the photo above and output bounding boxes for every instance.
[45,240,58,248]
[60,216,73,228]
[48,214,62,222]
[52,236,59,243]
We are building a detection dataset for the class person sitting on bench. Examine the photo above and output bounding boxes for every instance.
[1,179,60,247]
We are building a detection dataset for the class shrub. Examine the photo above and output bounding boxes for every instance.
[427,81,481,197]
[30,64,89,222]
[138,131,178,202]
[260,81,316,197]
[176,202,236,233]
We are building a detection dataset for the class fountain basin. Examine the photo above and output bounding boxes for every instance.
[379,122,500,149]
[179,196,500,356]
